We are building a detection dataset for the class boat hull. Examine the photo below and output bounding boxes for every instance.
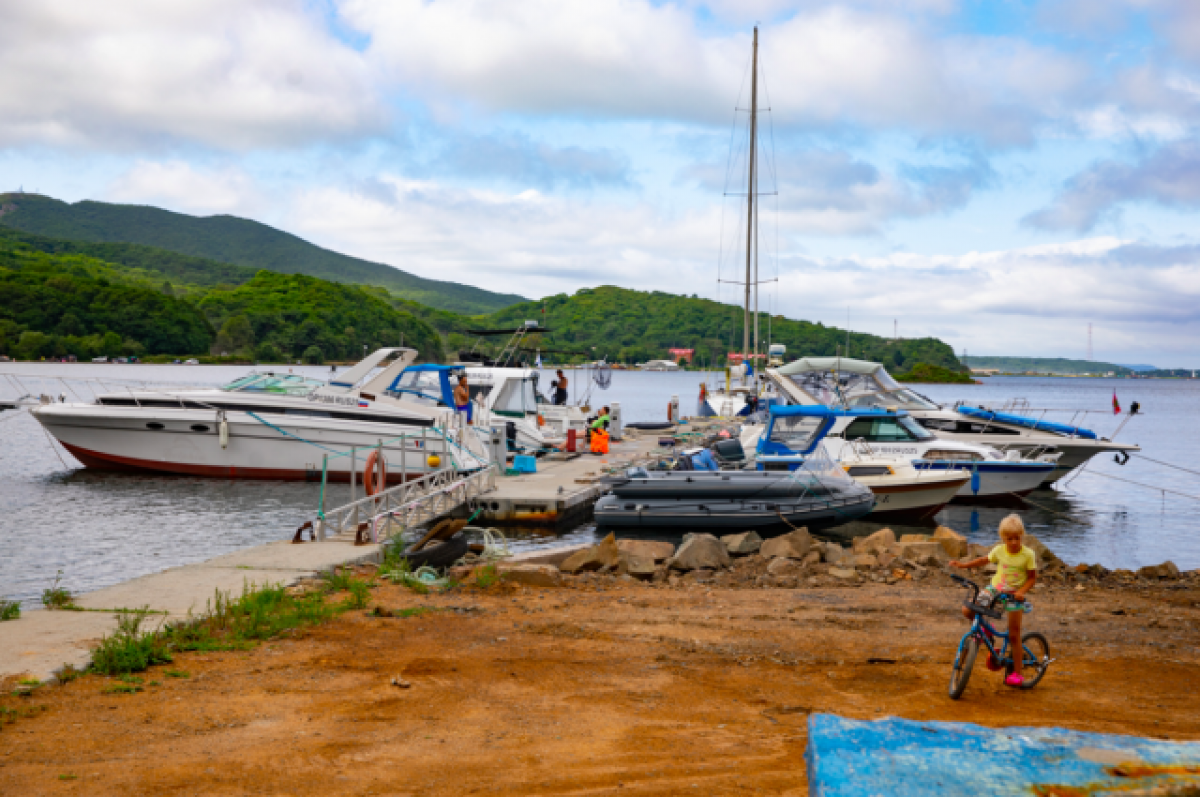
[912,461,1057,500]
[33,403,484,481]
[856,474,970,523]
[593,492,875,535]
[609,471,836,500]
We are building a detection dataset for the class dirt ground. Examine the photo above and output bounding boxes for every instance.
[2,568,1199,796]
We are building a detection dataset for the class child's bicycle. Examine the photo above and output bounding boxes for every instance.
[948,573,1054,699]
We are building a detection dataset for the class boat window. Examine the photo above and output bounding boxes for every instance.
[390,370,452,406]
[768,416,828,450]
[917,418,957,432]
[493,378,538,414]
[922,449,981,462]
[843,416,933,442]
[958,422,1020,435]
[220,374,323,397]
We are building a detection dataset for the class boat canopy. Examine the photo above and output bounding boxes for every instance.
[386,365,461,408]
[957,406,1098,440]
[771,357,939,410]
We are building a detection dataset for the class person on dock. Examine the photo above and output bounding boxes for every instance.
[588,406,611,454]
[950,514,1038,687]
[454,374,472,423]
[553,370,568,405]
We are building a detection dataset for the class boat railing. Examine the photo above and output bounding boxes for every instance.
[313,463,498,542]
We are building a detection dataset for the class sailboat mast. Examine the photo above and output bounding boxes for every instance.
[742,26,759,369]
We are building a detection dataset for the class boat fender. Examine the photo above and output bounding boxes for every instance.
[699,383,708,400]
[364,450,388,496]
[219,415,229,449]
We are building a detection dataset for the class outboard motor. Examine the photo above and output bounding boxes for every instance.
[711,437,746,464]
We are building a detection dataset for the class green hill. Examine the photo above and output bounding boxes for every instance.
[484,287,964,370]
[963,356,1135,375]
[0,235,445,364]
[0,193,525,314]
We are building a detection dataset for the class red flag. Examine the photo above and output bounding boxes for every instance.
[1113,391,1121,415]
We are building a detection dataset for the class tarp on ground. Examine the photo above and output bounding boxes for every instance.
[807,714,1200,796]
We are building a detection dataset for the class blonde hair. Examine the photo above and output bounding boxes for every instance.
[998,513,1025,539]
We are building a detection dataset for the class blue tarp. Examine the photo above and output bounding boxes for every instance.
[957,405,1098,439]
[807,714,1200,796]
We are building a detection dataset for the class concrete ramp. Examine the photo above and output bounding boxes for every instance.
[807,714,1200,796]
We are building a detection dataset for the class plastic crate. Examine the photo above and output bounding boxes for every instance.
[511,455,537,474]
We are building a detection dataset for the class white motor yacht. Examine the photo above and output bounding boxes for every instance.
[32,348,489,481]
[764,357,1137,483]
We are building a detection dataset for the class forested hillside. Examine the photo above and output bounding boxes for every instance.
[0,193,525,314]
[485,287,964,370]
[0,236,444,363]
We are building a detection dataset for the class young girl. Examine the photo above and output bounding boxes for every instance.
[950,514,1038,687]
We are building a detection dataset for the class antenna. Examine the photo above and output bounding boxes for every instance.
[894,319,897,341]
[1087,323,1093,361]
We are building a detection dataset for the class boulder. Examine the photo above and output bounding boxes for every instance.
[1137,561,1181,580]
[767,557,803,577]
[898,533,930,544]
[828,567,858,581]
[966,543,992,560]
[682,569,715,583]
[721,531,763,556]
[1023,534,1062,567]
[668,533,731,572]
[802,551,822,567]
[617,551,658,580]
[499,564,562,588]
[897,541,949,567]
[932,526,968,559]
[761,528,813,560]
[617,539,676,562]
[560,533,621,574]
[852,554,878,571]
[876,551,897,570]
[822,543,848,565]
[853,528,896,556]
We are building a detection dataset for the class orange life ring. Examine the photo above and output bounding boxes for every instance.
[364,450,388,496]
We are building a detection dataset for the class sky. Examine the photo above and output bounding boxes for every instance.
[4,1,1200,366]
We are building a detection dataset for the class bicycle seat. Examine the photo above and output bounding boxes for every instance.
[963,600,1003,620]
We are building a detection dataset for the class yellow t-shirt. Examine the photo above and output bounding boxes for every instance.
[989,544,1037,592]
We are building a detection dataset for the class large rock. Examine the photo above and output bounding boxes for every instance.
[1137,561,1181,580]
[828,567,859,581]
[898,533,930,544]
[822,543,847,565]
[616,539,676,562]
[853,528,896,556]
[617,551,658,580]
[851,554,878,571]
[760,528,813,560]
[1023,534,1062,567]
[966,543,992,560]
[897,541,949,567]
[560,533,621,574]
[932,526,968,559]
[767,557,803,577]
[499,564,563,588]
[721,531,763,556]
[668,533,731,572]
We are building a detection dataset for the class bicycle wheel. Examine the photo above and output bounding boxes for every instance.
[948,636,979,700]
[1012,632,1050,689]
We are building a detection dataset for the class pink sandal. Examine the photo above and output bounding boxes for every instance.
[1005,672,1024,687]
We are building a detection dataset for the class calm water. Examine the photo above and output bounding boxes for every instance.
[1,364,1196,606]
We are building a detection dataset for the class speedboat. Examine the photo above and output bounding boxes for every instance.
[764,357,1137,483]
[32,348,489,481]
[594,406,874,534]
[754,405,969,522]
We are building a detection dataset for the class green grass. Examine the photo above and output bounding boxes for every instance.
[89,582,343,677]
[164,670,190,679]
[41,570,75,610]
[0,598,19,621]
[474,564,500,589]
[56,663,85,684]
[58,774,78,781]
[102,683,142,694]
[0,705,46,725]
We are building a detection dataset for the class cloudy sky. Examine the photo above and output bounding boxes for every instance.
[5,1,1200,366]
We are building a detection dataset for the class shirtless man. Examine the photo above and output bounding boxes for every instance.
[453,374,472,422]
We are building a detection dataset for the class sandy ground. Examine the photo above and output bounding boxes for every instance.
[2,569,1199,796]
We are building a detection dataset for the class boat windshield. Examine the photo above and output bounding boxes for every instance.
[220,374,324,396]
[845,389,939,411]
[493,378,539,414]
[843,415,935,442]
[767,415,828,452]
[390,369,453,406]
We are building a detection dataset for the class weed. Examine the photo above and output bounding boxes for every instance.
[345,578,372,609]
[321,567,356,593]
[148,681,161,686]
[0,598,19,621]
[102,683,141,694]
[474,564,499,589]
[164,670,190,678]
[41,570,75,610]
[58,774,78,781]
[18,678,41,687]
[91,610,173,676]
[117,674,143,684]
[0,705,46,725]
[56,663,86,684]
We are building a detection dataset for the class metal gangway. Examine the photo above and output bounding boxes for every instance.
[305,464,498,545]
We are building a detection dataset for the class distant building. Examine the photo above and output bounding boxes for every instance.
[970,368,1000,376]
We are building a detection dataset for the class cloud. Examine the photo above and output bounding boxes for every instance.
[1023,138,1200,231]
[105,161,264,216]
[685,148,993,235]
[428,132,633,190]
[344,0,1090,144]
[0,0,385,151]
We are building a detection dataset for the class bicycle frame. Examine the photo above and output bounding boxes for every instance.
[957,614,1020,669]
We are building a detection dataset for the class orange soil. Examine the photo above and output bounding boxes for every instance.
[2,573,1199,796]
